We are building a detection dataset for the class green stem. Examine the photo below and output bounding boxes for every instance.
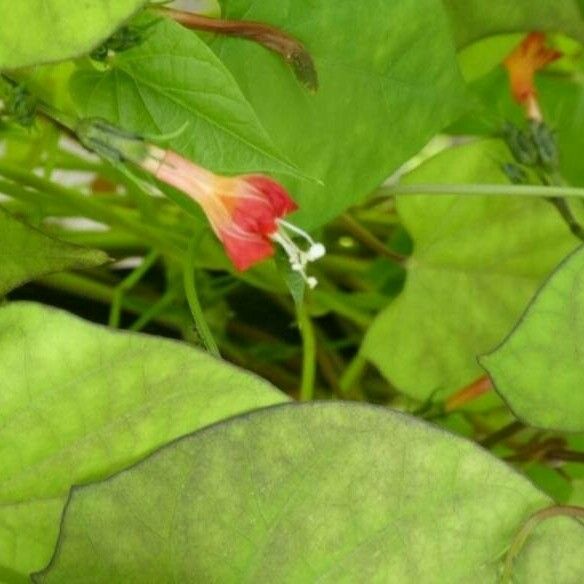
[109,251,159,328]
[339,354,367,395]
[38,272,184,330]
[297,303,317,401]
[378,183,584,200]
[479,421,525,449]
[183,238,220,357]
[502,505,584,583]
[339,214,405,264]
[0,163,185,257]
[130,289,176,331]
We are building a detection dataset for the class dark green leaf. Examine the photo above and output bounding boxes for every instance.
[71,17,296,179]
[211,0,466,228]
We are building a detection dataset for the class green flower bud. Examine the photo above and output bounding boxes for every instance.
[502,123,539,167]
[529,120,559,170]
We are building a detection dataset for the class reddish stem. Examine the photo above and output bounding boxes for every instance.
[445,375,492,412]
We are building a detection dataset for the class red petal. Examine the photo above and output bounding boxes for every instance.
[245,176,298,216]
[220,228,275,271]
[226,176,298,237]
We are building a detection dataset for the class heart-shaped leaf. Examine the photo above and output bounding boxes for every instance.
[482,245,584,431]
[38,402,584,582]
[362,140,577,400]
[209,0,466,228]
[0,303,287,577]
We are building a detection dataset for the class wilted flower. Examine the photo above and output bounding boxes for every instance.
[503,32,562,121]
[142,146,325,285]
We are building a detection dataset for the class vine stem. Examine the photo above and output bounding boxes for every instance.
[297,303,317,401]
[109,251,159,328]
[377,183,584,200]
[502,505,584,583]
[445,375,492,412]
[183,238,220,357]
[0,162,185,258]
[339,214,405,264]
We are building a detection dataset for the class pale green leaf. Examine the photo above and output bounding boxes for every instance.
[0,302,287,578]
[38,403,584,583]
[0,0,147,70]
[481,245,584,431]
[0,207,108,297]
[362,140,577,400]
[210,0,466,229]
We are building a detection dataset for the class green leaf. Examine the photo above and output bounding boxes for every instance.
[38,402,584,582]
[0,207,108,297]
[71,17,295,179]
[481,245,584,431]
[0,302,287,578]
[442,0,584,48]
[210,0,466,229]
[0,0,147,70]
[362,140,577,401]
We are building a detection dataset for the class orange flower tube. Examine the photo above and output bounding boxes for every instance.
[503,32,562,121]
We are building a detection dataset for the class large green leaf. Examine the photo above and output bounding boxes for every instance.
[442,0,584,48]
[38,402,584,583]
[481,245,584,432]
[209,0,466,229]
[71,17,295,179]
[0,207,107,297]
[362,140,577,400]
[0,302,287,578]
[0,0,147,70]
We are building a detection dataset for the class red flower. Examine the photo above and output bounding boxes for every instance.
[142,147,324,283]
[503,33,562,121]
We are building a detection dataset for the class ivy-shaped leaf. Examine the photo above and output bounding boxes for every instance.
[0,303,287,578]
[482,245,584,432]
[38,403,584,582]
[362,140,577,400]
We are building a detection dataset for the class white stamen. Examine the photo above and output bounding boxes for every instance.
[307,243,326,261]
[277,219,317,246]
[270,222,325,289]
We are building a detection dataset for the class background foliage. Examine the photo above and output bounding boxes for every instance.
[0,0,583,582]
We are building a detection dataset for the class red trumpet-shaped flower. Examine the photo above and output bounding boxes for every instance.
[503,32,562,121]
[142,146,324,284]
